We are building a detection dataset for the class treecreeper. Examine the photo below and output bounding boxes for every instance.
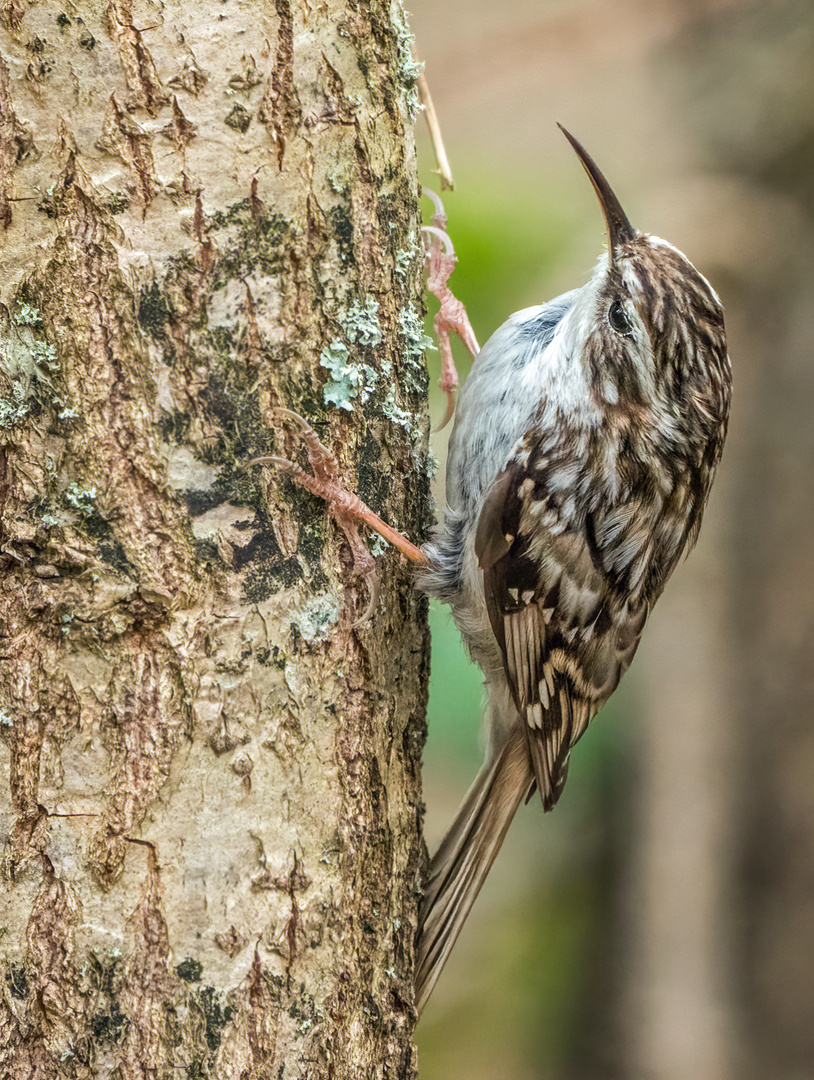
[253,127,732,1015]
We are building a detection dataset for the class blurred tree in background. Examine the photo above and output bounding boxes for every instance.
[410,1,814,1078]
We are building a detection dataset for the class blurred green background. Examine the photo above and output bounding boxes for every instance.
[409,2,814,1079]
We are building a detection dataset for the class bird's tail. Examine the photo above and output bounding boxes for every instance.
[415,723,533,1013]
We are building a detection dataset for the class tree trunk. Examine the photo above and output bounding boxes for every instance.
[0,2,429,1076]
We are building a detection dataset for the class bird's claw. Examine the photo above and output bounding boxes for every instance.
[350,570,381,629]
[252,409,426,625]
[251,410,378,624]
[421,189,480,431]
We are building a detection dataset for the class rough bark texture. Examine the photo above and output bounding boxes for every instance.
[0,2,429,1077]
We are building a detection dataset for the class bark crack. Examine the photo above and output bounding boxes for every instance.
[97,94,159,209]
[259,0,299,169]
[0,53,33,229]
[106,0,169,115]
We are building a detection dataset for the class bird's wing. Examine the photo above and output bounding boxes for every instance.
[475,460,648,809]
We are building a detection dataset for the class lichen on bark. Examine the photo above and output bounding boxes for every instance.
[0,1,428,1076]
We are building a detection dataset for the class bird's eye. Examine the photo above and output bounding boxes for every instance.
[608,299,633,335]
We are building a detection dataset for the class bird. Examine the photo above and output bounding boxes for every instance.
[252,126,732,1016]
[413,126,731,1012]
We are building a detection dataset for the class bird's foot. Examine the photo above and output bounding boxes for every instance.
[422,189,480,431]
[251,410,426,624]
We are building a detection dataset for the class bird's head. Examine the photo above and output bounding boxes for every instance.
[558,125,730,447]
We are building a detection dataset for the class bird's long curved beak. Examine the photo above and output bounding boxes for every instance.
[558,124,635,263]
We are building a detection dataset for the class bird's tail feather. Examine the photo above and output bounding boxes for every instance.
[415,724,533,1013]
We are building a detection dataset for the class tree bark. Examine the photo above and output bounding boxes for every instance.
[0,2,429,1076]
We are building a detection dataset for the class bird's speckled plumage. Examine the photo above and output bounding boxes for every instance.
[415,137,731,1013]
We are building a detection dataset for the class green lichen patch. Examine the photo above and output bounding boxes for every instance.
[395,246,416,279]
[0,381,30,429]
[318,296,388,412]
[65,481,97,516]
[291,591,342,641]
[320,340,371,411]
[31,338,58,373]
[393,18,422,87]
[13,302,42,327]
[392,10,423,117]
[0,299,72,432]
[342,296,382,349]
[398,304,435,367]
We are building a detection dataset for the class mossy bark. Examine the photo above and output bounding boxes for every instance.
[0,2,429,1076]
